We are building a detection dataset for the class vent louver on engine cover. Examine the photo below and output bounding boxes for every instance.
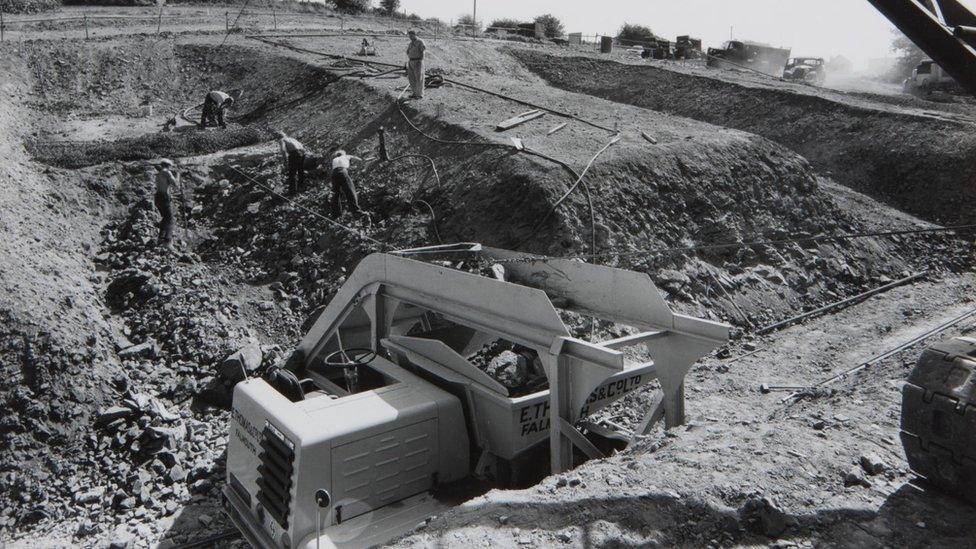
[256,424,296,528]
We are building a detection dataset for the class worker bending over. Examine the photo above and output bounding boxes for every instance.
[277,131,307,195]
[406,30,426,99]
[330,150,362,218]
[199,90,234,129]
[153,159,181,248]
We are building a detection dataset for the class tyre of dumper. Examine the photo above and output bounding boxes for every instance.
[900,337,976,503]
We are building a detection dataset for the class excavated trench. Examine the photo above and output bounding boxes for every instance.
[2,36,971,543]
[511,50,976,226]
[21,41,957,324]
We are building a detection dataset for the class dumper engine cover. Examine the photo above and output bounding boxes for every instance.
[901,337,976,502]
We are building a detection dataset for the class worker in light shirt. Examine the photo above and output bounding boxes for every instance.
[406,30,426,99]
[329,150,363,218]
[199,90,234,129]
[277,131,307,196]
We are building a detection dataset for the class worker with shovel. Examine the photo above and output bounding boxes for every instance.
[329,150,363,218]
[277,131,307,196]
[199,90,235,129]
[152,159,181,249]
[406,30,426,99]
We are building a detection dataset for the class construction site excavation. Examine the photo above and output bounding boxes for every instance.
[1,1,975,548]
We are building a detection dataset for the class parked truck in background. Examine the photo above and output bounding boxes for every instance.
[674,35,703,60]
[902,59,960,96]
[784,57,826,85]
[706,40,792,77]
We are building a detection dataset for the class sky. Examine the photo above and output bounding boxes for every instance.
[397,0,976,70]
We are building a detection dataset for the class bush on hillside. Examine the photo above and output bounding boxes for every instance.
[377,0,397,15]
[334,0,370,14]
[424,16,446,29]
[1,0,59,14]
[488,18,521,31]
[534,13,563,38]
[456,13,480,31]
[616,23,658,45]
[890,31,927,81]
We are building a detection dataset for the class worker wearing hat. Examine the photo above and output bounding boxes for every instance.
[153,159,181,248]
[329,150,363,218]
[199,90,235,129]
[277,130,307,196]
[406,30,426,99]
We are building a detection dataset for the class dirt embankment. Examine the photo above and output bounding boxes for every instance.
[511,50,976,225]
[0,43,131,533]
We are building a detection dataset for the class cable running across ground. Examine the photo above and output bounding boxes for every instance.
[516,136,620,254]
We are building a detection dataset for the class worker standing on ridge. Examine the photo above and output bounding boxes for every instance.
[199,90,235,129]
[330,150,362,218]
[152,159,181,249]
[277,131,307,196]
[406,30,426,99]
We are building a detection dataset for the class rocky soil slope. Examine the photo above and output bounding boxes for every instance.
[512,50,976,226]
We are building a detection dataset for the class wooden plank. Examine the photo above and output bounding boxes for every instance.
[557,417,605,460]
[496,109,545,131]
[641,131,658,144]
[546,122,568,135]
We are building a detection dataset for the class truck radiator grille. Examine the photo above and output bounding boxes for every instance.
[256,425,295,528]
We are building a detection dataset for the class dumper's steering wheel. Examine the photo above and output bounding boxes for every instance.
[324,348,377,369]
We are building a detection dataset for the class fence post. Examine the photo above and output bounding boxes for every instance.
[156,3,163,35]
[84,14,89,40]
[1,7,5,43]
[225,11,229,32]
[272,2,277,31]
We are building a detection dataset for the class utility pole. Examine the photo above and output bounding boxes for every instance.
[473,0,477,29]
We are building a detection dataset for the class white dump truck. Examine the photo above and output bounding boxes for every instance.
[903,59,958,96]
[222,244,728,548]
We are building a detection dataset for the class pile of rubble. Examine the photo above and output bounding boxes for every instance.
[82,389,225,540]
[37,188,296,543]
[97,196,277,382]
[29,161,449,543]
[0,328,117,532]
[193,163,432,321]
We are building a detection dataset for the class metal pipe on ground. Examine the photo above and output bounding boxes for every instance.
[781,306,976,403]
[756,271,928,335]
[245,36,616,132]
